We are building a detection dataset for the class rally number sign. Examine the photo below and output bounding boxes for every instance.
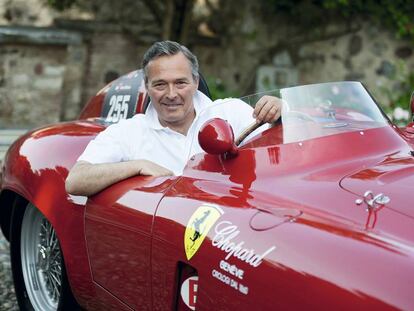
[101,70,144,123]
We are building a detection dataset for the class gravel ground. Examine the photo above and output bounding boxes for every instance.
[0,231,18,310]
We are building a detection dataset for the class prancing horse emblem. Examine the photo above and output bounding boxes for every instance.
[190,210,211,246]
[184,204,223,260]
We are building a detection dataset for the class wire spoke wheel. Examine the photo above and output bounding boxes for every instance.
[20,204,62,311]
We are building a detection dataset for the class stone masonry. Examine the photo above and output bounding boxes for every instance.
[0,2,413,128]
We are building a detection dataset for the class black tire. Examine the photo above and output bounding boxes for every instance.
[10,202,80,311]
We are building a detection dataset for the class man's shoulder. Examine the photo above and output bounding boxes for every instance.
[131,113,147,122]
[101,114,148,136]
[117,113,147,127]
[213,97,248,106]
[208,97,255,131]
[212,97,252,113]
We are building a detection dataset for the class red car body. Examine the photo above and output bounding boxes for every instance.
[1,71,414,310]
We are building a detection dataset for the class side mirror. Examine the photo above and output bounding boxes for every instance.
[198,118,238,157]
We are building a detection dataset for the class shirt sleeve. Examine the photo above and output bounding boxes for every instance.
[214,98,269,141]
[77,119,132,164]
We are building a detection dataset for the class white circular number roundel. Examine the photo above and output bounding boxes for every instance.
[180,276,199,310]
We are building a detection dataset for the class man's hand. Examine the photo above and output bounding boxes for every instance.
[137,159,173,177]
[253,95,283,124]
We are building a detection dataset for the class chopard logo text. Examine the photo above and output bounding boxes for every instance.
[212,221,276,267]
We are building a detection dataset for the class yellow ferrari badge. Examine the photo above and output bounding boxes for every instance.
[184,204,223,260]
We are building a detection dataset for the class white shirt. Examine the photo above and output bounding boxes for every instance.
[78,91,265,175]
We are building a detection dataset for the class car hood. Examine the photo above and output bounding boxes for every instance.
[247,145,414,250]
[189,125,414,249]
[243,151,414,252]
[340,153,414,218]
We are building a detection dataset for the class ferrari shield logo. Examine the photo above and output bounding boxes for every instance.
[184,204,223,260]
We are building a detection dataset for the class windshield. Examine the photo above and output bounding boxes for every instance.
[241,81,388,144]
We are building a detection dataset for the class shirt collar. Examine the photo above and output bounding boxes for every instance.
[145,90,213,130]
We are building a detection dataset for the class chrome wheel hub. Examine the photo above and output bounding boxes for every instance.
[21,204,62,311]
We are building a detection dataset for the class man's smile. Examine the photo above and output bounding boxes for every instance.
[161,102,183,109]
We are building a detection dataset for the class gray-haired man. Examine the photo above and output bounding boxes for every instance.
[66,41,281,196]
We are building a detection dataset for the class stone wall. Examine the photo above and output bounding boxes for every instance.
[0,26,86,128]
[0,1,413,129]
[295,24,414,106]
[82,32,149,107]
[0,44,67,128]
[198,24,414,108]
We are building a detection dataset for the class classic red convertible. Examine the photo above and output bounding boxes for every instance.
[1,71,414,310]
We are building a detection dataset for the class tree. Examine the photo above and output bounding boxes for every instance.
[46,0,197,44]
[46,0,414,45]
[45,0,414,94]
[264,0,414,40]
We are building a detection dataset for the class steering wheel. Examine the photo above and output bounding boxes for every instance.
[234,110,317,146]
[234,121,264,146]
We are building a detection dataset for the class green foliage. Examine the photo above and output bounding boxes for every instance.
[46,0,76,11]
[379,61,414,124]
[266,0,414,40]
[323,0,414,39]
[206,77,240,100]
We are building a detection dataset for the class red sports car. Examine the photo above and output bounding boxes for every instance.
[1,71,414,310]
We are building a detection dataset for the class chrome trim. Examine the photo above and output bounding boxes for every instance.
[355,190,390,211]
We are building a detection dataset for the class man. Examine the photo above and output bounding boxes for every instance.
[66,41,282,196]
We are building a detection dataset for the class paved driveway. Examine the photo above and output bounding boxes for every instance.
[0,231,18,310]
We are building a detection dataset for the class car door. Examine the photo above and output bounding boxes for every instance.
[84,175,179,310]
[150,148,297,310]
[150,132,409,310]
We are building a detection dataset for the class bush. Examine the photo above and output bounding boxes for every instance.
[379,61,414,125]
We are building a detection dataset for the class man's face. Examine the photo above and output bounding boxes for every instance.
[146,52,199,133]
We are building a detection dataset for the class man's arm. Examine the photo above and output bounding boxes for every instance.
[65,160,173,197]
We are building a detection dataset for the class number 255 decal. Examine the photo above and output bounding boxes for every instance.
[105,95,130,123]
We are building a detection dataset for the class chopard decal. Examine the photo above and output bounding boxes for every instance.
[212,221,276,268]
[219,259,244,280]
[184,204,224,260]
[212,260,249,295]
